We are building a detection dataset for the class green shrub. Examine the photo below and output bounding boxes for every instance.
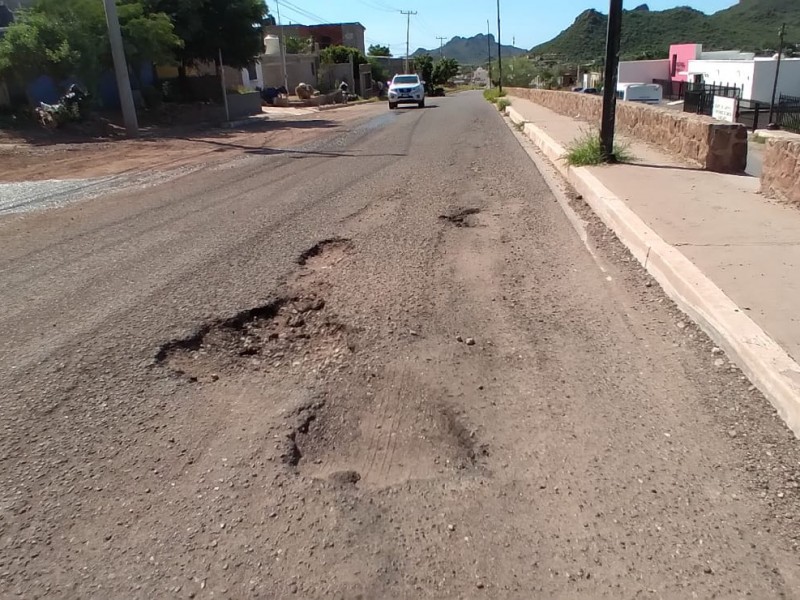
[483,88,506,103]
[565,130,633,166]
[496,98,511,111]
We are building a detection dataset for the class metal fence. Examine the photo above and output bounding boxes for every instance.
[683,83,741,116]
[653,79,686,101]
[736,98,771,131]
[778,94,800,133]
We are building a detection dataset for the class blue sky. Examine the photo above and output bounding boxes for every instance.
[272,0,738,55]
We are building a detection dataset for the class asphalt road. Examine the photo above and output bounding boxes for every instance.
[1,92,799,599]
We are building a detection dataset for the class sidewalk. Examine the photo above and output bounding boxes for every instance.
[505,96,800,432]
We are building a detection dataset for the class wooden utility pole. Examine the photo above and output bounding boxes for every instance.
[768,23,787,126]
[401,10,417,73]
[496,0,502,94]
[437,36,447,58]
[102,0,138,137]
[487,20,492,85]
[599,0,623,162]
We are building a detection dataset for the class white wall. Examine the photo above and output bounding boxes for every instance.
[618,59,670,84]
[686,59,756,99]
[752,58,800,103]
[240,61,264,90]
[687,58,800,102]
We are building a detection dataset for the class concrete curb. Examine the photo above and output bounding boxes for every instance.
[504,104,800,437]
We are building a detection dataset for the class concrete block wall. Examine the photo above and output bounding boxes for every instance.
[506,87,748,173]
[761,137,800,205]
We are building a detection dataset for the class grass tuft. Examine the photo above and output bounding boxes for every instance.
[564,130,633,166]
[496,98,511,111]
[483,88,506,104]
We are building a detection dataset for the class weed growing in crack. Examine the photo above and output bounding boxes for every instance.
[564,129,634,167]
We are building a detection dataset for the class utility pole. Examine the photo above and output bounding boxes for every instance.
[436,36,447,58]
[599,0,623,162]
[219,48,230,121]
[487,20,492,85]
[275,0,289,92]
[496,0,503,94]
[102,0,138,137]
[768,23,787,126]
[400,10,417,73]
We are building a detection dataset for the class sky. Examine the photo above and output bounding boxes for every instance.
[272,0,739,55]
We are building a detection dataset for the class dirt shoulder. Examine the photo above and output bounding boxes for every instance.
[0,103,387,183]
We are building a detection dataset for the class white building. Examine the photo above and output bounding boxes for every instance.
[617,59,670,85]
[473,67,489,87]
[686,56,800,103]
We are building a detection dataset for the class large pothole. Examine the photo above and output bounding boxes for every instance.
[156,294,351,382]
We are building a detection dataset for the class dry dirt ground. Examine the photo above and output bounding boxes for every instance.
[1,92,799,599]
[0,104,385,182]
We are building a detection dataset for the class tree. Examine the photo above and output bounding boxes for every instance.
[0,12,78,83]
[0,0,181,92]
[491,55,538,88]
[367,44,391,57]
[368,57,388,84]
[413,54,433,92]
[285,36,313,54]
[143,0,269,69]
[320,45,368,82]
[432,57,459,85]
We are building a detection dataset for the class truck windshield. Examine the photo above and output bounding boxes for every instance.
[394,76,419,84]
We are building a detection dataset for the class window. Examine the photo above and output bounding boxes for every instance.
[671,54,678,77]
[246,62,258,81]
[393,75,419,85]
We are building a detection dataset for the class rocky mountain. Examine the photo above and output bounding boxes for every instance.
[531,0,800,63]
[413,33,527,67]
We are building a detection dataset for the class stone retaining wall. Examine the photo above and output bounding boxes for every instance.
[761,137,800,205]
[506,87,747,173]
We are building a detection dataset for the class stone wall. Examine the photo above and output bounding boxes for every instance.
[506,87,748,173]
[761,137,800,205]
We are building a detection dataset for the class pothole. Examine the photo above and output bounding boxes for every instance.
[297,237,353,269]
[283,381,490,489]
[439,207,481,228]
[155,295,351,381]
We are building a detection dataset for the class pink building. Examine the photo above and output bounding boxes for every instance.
[668,44,702,82]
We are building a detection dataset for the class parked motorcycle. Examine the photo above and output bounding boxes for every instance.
[35,85,90,130]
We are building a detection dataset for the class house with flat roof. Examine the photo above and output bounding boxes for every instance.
[264,22,366,54]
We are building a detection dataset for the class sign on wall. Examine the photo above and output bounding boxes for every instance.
[712,96,738,123]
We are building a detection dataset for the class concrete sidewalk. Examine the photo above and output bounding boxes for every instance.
[505,96,800,433]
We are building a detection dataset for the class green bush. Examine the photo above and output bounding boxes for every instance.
[565,130,633,166]
[496,98,511,111]
[483,88,506,103]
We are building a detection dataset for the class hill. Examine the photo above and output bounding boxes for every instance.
[531,0,800,63]
[413,33,527,66]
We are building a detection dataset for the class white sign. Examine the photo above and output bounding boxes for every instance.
[712,96,738,123]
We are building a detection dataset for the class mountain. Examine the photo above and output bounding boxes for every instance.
[413,34,527,66]
[531,0,800,63]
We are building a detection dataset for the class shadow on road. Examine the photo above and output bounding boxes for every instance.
[182,136,407,159]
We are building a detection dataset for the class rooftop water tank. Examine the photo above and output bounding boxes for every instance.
[264,35,281,56]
